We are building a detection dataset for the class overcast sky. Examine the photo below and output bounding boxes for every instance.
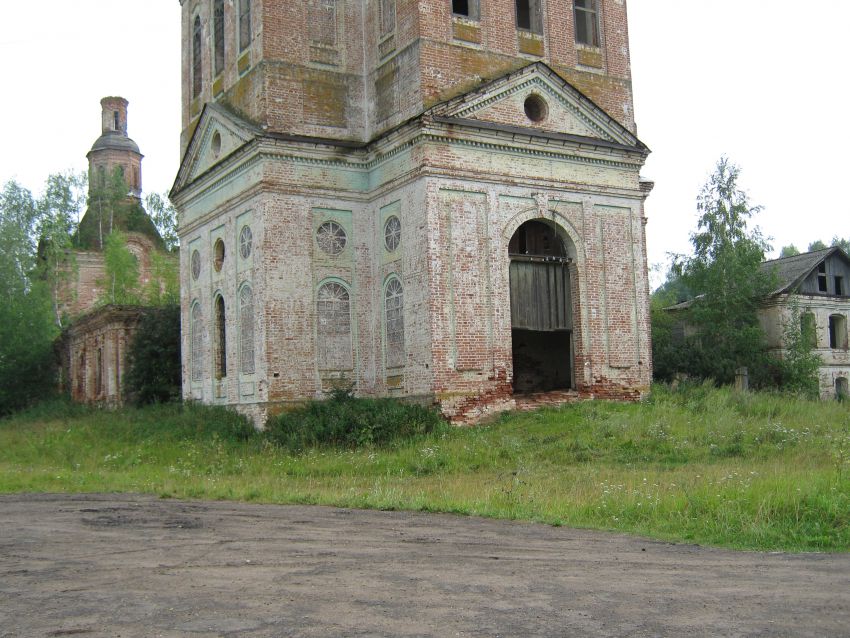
[1,1,847,284]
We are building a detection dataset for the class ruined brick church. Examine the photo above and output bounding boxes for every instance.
[172,0,653,423]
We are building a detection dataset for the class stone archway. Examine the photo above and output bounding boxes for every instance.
[508,219,576,393]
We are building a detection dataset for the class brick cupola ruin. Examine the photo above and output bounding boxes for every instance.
[172,0,654,424]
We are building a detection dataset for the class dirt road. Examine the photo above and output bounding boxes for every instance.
[1,493,848,637]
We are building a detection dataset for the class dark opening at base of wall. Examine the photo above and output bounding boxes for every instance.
[511,329,572,393]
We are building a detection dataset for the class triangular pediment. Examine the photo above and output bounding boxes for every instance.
[428,62,642,149]
[172,103,259,194]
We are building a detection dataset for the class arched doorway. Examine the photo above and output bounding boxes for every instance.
[508,220,574,393]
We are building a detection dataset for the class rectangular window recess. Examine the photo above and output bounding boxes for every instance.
[452,0,480,20]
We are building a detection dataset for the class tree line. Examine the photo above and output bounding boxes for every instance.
[651,157,823,396]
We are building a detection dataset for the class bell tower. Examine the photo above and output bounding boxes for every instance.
[87,96,143,199]
[179,0,635,151]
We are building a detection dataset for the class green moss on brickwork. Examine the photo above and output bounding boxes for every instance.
[452,21,481,44]
[304,77,348,128]
[76,201,163,251]
[518,33,544,57]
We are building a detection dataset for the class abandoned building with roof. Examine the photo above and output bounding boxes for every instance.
[666,248,850,400]
[759,248,850,399]
[171,0,653,423]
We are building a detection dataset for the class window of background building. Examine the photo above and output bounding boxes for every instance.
[818,263,828,293]
[801,312,818,349]
[574,0,600,47]
[829,314,847,349]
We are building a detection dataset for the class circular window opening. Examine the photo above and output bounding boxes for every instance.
[239,225,253,259]
[213,238,225,272]
[191,249,201,280]
[316,221,347,256]
[384,215,401,252]
[523,94,548,123]
[211,131,222,158]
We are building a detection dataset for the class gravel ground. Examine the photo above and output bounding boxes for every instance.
[1,493,848,637]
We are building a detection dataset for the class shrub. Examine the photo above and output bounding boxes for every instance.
[118,402,258,443]
[124,304,181,405]
[265,391,446,449]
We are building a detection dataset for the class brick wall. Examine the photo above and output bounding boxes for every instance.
[180,0,636,152]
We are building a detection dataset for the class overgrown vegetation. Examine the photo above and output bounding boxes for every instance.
[265,389,447,449]
[123,305,182,405]
[2,385,848,552]
[0,172,179,415]
[652,158,820,394]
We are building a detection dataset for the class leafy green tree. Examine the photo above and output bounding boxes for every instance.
[144,192,179,252]
[672,157,774,385]
[142,250,179,306]
[808,239,828,252]
[779,244,800,258]
[124,304,182,405]
[0,179,59,414]
[772,299,821,397]
[36,171,86,327]
[84,167,130,250]
[830,237,850,254]
[98,231,141,305]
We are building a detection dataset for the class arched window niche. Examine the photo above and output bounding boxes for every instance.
[192,15,203,98]
[239,284,255,375]
[384,276,405,370]
[214,295,227,379]
[191,302,204,384]
[316,280,353,371]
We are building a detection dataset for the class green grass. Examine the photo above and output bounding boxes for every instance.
[1,384,848,552]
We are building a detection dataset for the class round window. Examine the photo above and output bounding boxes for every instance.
[384,215,401,252]
[191,249,201,280]
[211,130,222,158]
[316,221,347,256]
[239,225,253,259]
[523,94,548,123]
[213,238,225,272]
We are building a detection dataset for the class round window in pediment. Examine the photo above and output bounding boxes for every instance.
[523,93,548,123]
[211,131,222,158]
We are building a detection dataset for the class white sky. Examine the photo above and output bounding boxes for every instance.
[1,1,848,284]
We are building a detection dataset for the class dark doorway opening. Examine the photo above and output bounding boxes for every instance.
[512,329,571,393]
[509,220,574,394]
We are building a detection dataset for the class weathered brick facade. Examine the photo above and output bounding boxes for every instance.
[173,1,653,424]
[58,306,145,406]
